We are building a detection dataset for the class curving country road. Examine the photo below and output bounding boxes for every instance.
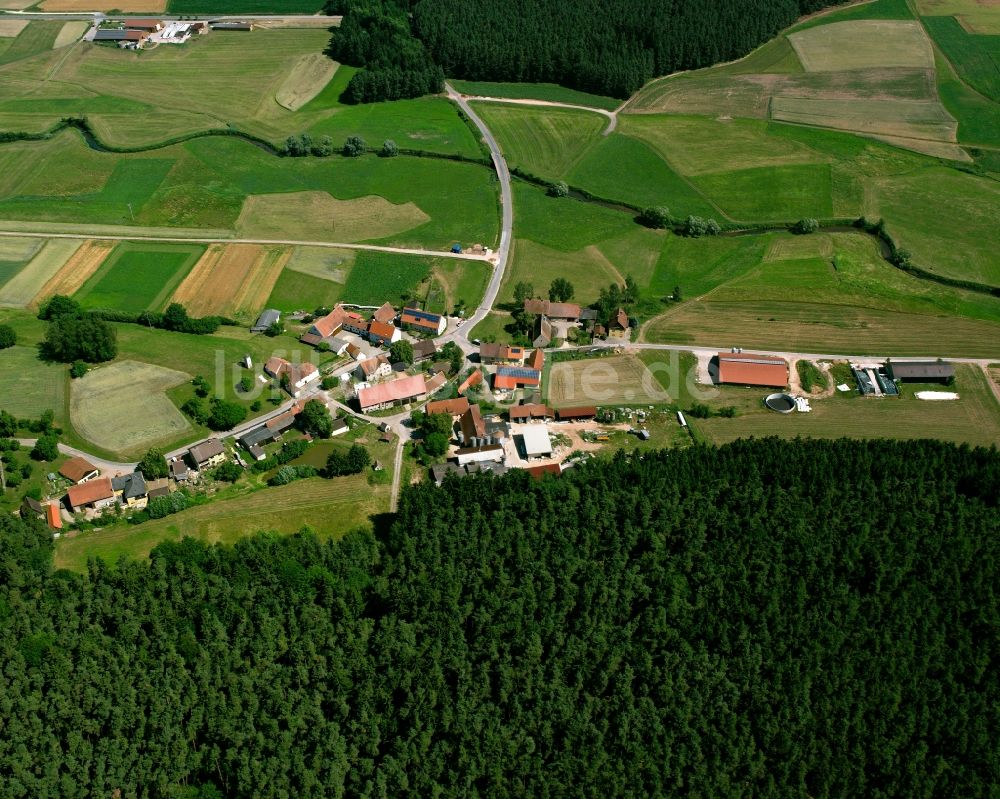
[458,94,618,135]
[445,83,514,347]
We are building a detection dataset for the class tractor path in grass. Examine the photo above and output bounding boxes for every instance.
[455,93,619,135]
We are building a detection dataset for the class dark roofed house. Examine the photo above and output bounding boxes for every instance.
[239,425,274,451]
[94,29,128,41]
[188,439,226,470]
[330,418,350,436]
[251,308,281,333]
[533,316,552,348]
[412,339,438,362]
[886,360,955,383]
[20,496,45,521]
[209,20,254,30]
[170,459,189,482]
[112,472,148,508]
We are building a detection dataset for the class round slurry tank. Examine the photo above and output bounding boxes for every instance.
[764,393,796,413]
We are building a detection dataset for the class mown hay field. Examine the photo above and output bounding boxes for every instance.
[0,239,85,308]
[52,21,90,48]
[547,355,672,407]
[235,191,430,243]
[70,360,191,456]
[770,96,957,142]
[75,242,204,312]
[789,20,934,71]
[171,243,290,318]
[275,53,338,111]
[873,167,1000,286]
[53,473,386,572]
[472,103,606,178]
[0,345,66,418]
[29,239,113,307]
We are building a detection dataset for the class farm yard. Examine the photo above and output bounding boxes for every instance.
[70,360,192,457]
[694,364,1000,447]
[75,241,204,312]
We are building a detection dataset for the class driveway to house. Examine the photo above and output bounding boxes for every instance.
[17,439,137,476]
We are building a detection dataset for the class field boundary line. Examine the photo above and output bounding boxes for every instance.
[0,230,490,262]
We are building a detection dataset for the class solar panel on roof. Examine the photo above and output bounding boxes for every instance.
[497,367,541,379]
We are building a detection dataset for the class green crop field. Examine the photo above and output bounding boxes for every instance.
[168,0,324,14]
[0,22,61,67]
[873,168,1000,287]
[693,163,833,220]
[340,251,435,307]
[0,344,66,419]
[695,364,1000,447]
[426,258,490,315]
[935,48,1000,147]
[473,104,606,178]
[918,0,1000,34]
[53,474,388,572]
[923,15,1000,102]
[75,242,204,312]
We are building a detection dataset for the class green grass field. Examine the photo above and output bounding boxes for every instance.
[168,0,324,13]
[693,163,833,220]
[341,251,435,306]
[473,103,606,178]
[53,474,387,572]
[75,242,204,312]
[0,134,499,249]
[0,344,66,419]
[0,22,61,67]
[923,15,1000,102]
[873,167,1000,286]
[934,47,1000,147]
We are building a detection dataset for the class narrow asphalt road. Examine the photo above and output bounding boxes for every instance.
[445,83,514,350]
[17,440,137,475]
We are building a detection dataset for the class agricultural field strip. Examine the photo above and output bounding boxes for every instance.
[461,95,618,134]
[606,342,996,367]
[0,231,491,262]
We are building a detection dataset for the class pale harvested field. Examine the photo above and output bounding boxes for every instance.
[916,0,1000,34]
[285,246,355,282]
[0,20,30,37]
[31,239,113,306]
[867,134,972,162]
[275,53,338,111]
[548,355,672,407]
[53,21,90,48]
[626,68,938,118]
[70,360,191,456]
[39,0,165,10]
[0,239,80,308]
[789,21,934,71]
[171,243,290,318]
[0,236,42,262]
[771,96,956,141]
[235,191,430,242]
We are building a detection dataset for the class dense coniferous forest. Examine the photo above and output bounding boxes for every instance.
[1,438,998,797]
[328,0,845,100]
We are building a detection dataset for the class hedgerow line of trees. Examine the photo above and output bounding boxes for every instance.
[0,437,997,796]
[328,0,847,101]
